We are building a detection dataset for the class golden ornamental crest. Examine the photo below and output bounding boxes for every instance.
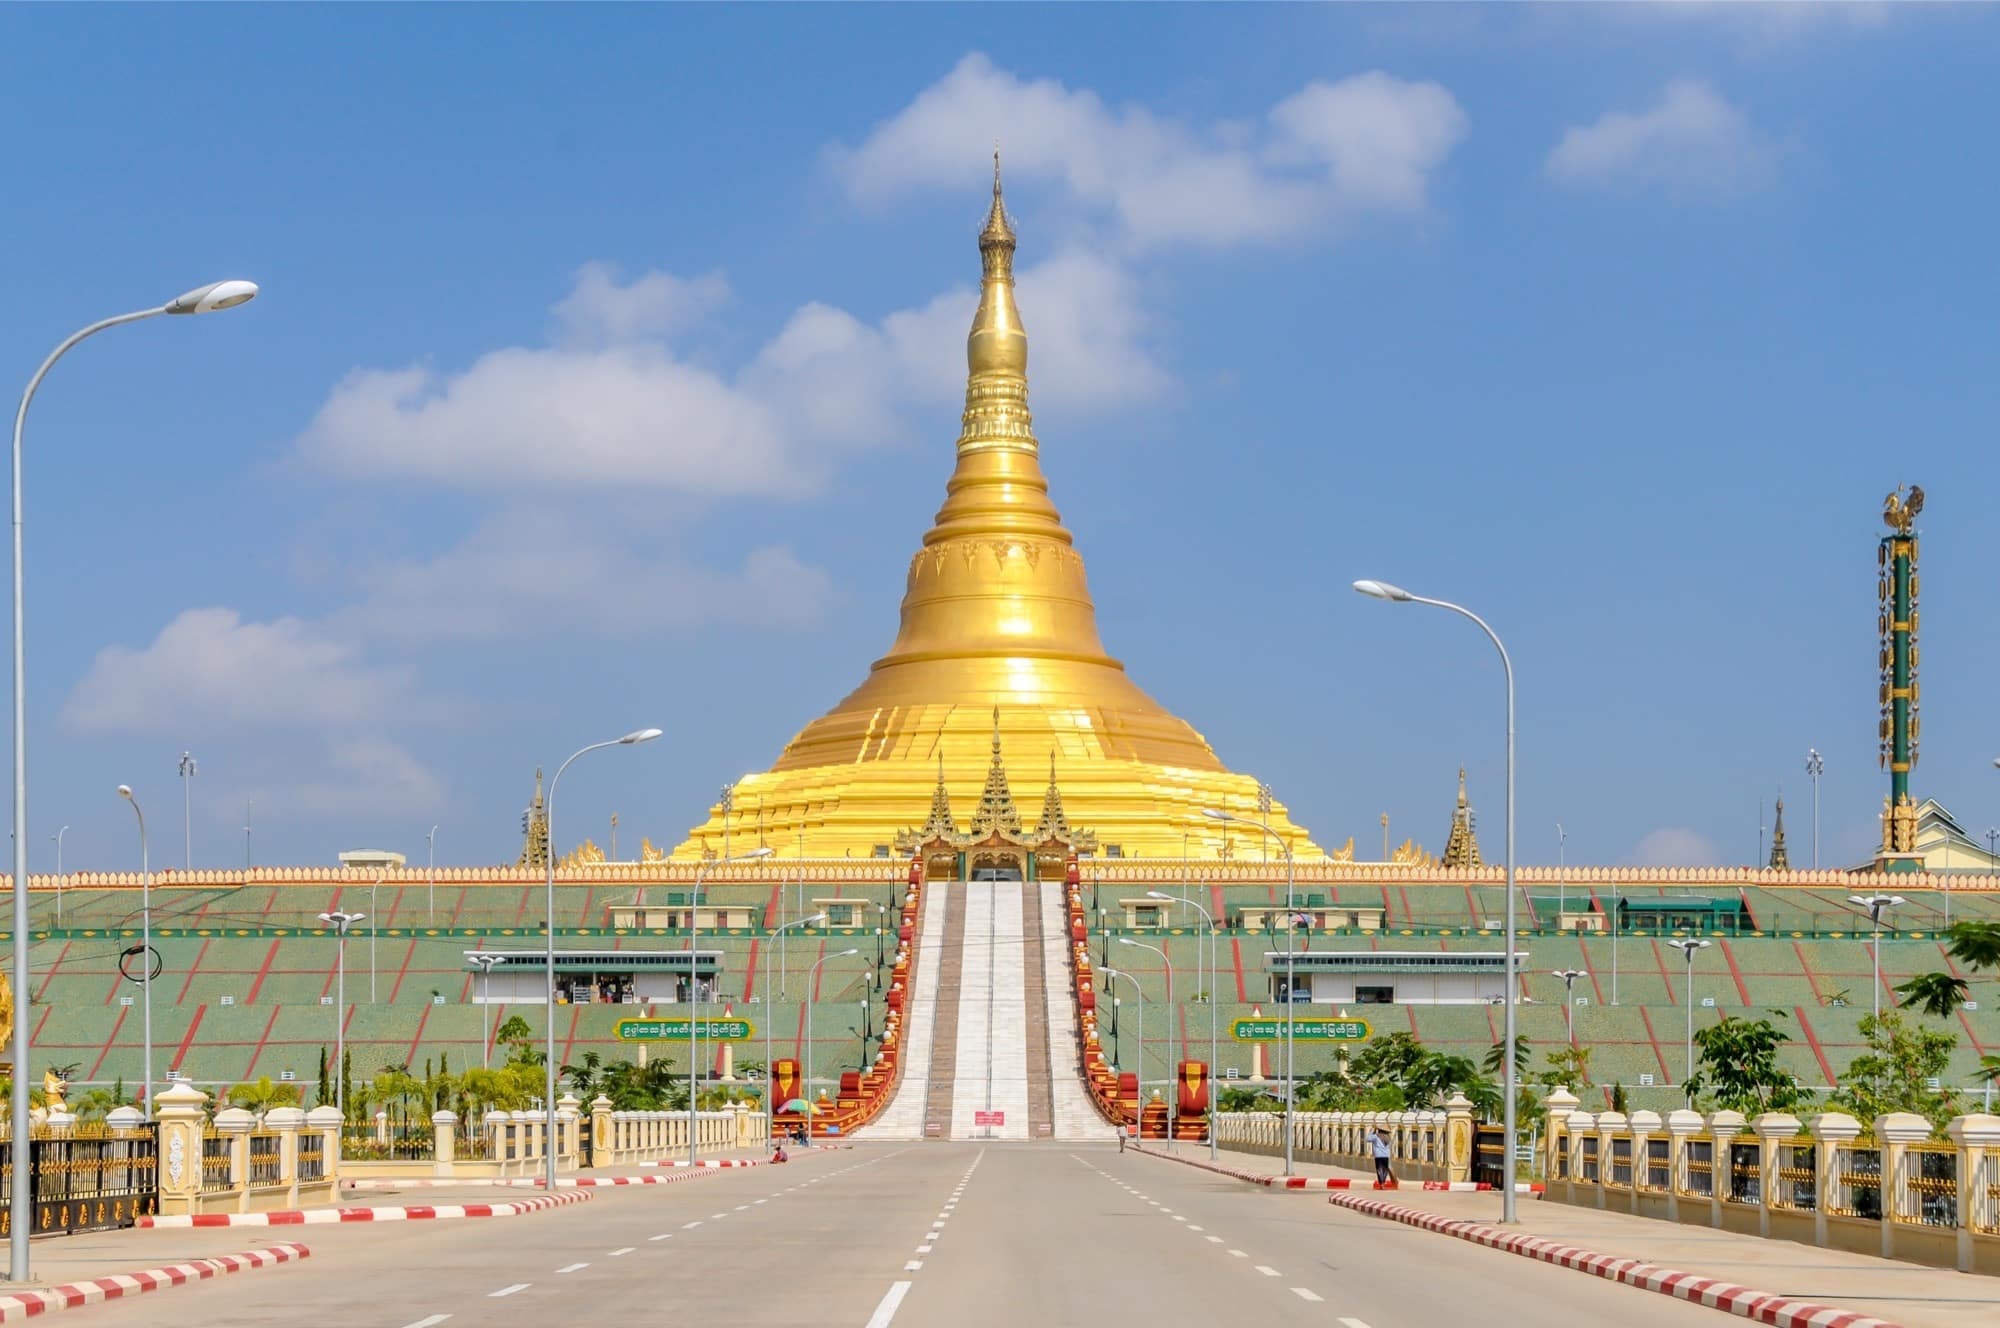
[1882,484,1924,535]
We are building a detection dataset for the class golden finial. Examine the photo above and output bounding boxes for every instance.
[979,145,1016,267]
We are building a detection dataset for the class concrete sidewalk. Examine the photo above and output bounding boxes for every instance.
[1160,1145,2000,1328]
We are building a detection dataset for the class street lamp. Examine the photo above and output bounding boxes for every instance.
[1555,823,1567,925]
[427,825,439,925]
[802,948,863,1134]
[764,913,826,1133]
[1118,937,1176,1144]
[1805,750,1824,869]
[687,844,773,1164]
[1553,969,1586,1045]
[543,727,662,1190]
[52,824,66,926]
[1848,893,1904,1023]
[1355,577,1521,1221]
[1667,939,1711,1097]
[114,787,153,1119]
[1148,889,1219,1160]
[1204,807,1297,1175]
[10,277,257,1282]
[468,951,504,1069]
[1101,967,1141,1124]
[319,909,365,1118]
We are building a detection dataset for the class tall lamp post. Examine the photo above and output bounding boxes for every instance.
[763,913,825,1132]
[1555,823,1567,924]
[1117,937,1177,1143]
[427,825,439,925]
[1553,969,1586,1045]
[1203,808,1295,1172]
[543,728,663,1191]
[114,787,153,1118]
[1849,893,1904,1023]
[1355,577,1520,1221]
[1805,750,1824,869]
[9,277,258,1282]
[1100,967,1141,1097]
[1667,939,1711,1098]
[801,948,863,1135]
[468,951,503,1069]
[1148,889,1219,1160]
[686,844,773,1164]
[318,909,365,1117]
[177,752,196,869]
[52,824,66,925]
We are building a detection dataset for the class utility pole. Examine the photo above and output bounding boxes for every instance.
[243,800,252,870]
[178,751,197,869]
[1805,749,1824,869]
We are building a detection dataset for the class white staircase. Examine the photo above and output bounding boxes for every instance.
[862,879,949,1139]
[949,881,1029,1140]
[1040,884,1118,1140]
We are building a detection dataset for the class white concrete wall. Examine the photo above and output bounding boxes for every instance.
[951,882,1029,1140]
[864,882,950,1139]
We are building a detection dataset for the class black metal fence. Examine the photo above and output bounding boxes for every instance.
[297,1130,325,1182]
[0,1128,158,1236]
[1472,1123,1506,1189]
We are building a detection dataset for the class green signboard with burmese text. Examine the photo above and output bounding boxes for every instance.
[614,1018,756,1043]
[1228,1017,1370,1043]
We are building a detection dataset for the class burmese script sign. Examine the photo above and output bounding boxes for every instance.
[1228,1018,1371,1043]
[614,1018,756,1042]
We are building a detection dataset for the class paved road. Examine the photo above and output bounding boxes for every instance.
[67,1145,1740,1327]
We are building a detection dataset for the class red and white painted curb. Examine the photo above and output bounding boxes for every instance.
[1130,1146,1543,1194]
[1327,1193,1903,1328]
[636,1158,764,1169]
[140,1189,589,1227]
[0,1242,307,1322]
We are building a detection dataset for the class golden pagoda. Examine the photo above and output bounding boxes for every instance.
[675,158,1320,870]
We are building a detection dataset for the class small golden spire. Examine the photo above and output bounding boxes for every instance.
[981,145,1015,261]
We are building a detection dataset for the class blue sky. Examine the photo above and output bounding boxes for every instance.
[3,4,1996,873]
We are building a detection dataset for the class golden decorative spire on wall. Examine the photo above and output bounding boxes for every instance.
[1440,766,1483,869]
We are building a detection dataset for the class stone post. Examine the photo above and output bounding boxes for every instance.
[265,1106,305,1205]
[1807,1111,1861,1248]
[373,1109,390,1146]
[1945,1113,2000,1273]
[1543,1088,1579,1187]
[556,1095,581,1171]
[484,1110,511,1176]
[591,1096,615,1168]
[1663,1108,1703,1223]
[1705,1109,1745,1228]
[155,1082,210,1216]
[1874,1111,1933,1260]
[432,1110,458,1177]
[1443,1093,1474,1185]
[1593,1112,1627,1209]
[1627,1110,1662,1214]
[1749,1111,1801,1240]
[306,1105,343,1189]
[1566,1112,1595,1190]
[213,1107,255,1212]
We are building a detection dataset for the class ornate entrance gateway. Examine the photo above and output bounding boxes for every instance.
[894,714,1094,883]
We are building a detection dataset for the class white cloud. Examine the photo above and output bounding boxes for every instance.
[246,736,449,822]
[338,509,837,644]
[553,263,731,346]
[1623,827,1724,867]
[295,249,1166,498]
[61,607,426,737]
[828,54,1466,248]
[1546,78,1772,199]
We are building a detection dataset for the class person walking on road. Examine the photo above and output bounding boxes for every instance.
[1368,1126,1394,1187]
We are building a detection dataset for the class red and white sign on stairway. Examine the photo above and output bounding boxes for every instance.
[974,1110,1005,1127]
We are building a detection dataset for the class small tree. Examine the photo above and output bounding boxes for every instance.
[1888,920,2000,1020]
[227,1076,304,1115]
[1831,1010,1958,1132]
[1687,1014,1804,1115]
[313,1047,329,1110]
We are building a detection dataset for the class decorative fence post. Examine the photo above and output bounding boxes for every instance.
[1627,1110,1661,1216]
[1750,1111,1801,1240]
[432,1110,458,1177]
[265,1106,305,1206]
[1664,1108,1702,1224]
[306,1105,343,1189]
[1874,1111,1932,1260]
[155,1082,209,1216]
[1593,1111,1627,1210]
[1443,1094,1474,1185]
[213,1107,254,1213]
[1809,1111,1861,1250]
[1705,1109,1745,1229]
[1543,1088,1578,1191]
[485,1111,512,1177]
[591,1096,614,1167]
[1946,1113,2000,1273]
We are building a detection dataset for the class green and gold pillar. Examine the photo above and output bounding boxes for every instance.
[1877,485,1924,871]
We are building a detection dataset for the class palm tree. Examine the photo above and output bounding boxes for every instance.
[1891,920,2000,1019]
[560,1051,607,1097]
[1893,972,1969,1019]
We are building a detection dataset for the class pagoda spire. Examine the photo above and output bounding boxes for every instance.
[968,708,1023,836]
[1768,795,1790,870]
[1033,750,1071,843]
[1440,766,1483,869]
[517,768,550,869]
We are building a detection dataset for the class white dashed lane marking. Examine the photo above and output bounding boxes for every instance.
[608,1247,633,1257]
[1293,1288,1325,1302]
[489,1284,530,1299]
[556,1263,589,1274]
[1254,1266,1280,1278]
[402,1318,451,1328]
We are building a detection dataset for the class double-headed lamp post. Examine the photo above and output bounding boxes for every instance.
[687,844,774,1164]
[1667,939,1711,1097]
[1100,966,1142,1096]
[543,728,663,1191]
[1117,937,1176,1144]
[467,951,504,1069]
[1355,577,1520,1221]
[800,948,863,1137]
[318,909,365,1118]
[1553,969,1586,1045]
[1147,889,1219,1160]
[1849,893,1904,1023]
[763,913,826,1134]
[114,787,153,1119]
[1203,807,1296,1175]
[10,277,258,1282]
